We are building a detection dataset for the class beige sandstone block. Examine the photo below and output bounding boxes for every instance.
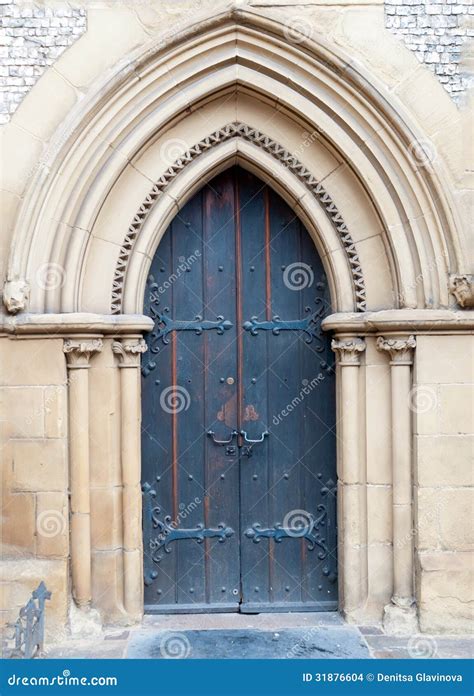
[0,558,69,641]
[92,549,126,621]
[90,487,123,551]
[89,365,121,488]
[413,385,439,436]
[1,491,36,554]
[0,123,44,196]
[394,64,460,137]
[0,339,67,387]
[54,8,150,90]
[366,543,393,619]
[11,439,67,492]
[417,436,474,487]
[367,486,392,544]
[44,386,67,439]
[416,487,441,551]
[80,237,122,314]
[439,385,474,435]
[438,489,474,551]
[13,68,79,142]
[336,6,419,90]
[0,387,44,439]
[418,551,473,634]
[415,335,474,385]
[356,235,394,310]
[365,364,391,484]
[36,492,69,558]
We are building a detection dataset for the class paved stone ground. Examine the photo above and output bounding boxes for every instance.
[42,613,473,660]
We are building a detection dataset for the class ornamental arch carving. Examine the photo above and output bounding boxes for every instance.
[4,8,463,317]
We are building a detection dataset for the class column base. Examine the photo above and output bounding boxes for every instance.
[382,600,419,635]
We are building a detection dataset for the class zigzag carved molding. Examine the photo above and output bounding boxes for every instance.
[110,122,366,314]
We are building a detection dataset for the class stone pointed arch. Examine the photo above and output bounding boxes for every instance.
[4,7,463,315]
[111,122,366,315]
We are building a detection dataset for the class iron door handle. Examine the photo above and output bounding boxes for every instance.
[207,429,238,445]
[240,430,269,444]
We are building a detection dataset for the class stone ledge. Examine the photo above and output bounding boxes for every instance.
[0,312,153,336]
[323,309,474,334]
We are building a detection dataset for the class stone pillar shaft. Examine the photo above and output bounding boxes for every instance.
[63,337,103,608]
[113,337,147,620]
[377,334,418,633]
[331,336,366,618]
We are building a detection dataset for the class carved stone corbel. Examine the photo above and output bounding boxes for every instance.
[449,274,474,308]
[2,279,30,314]
[63,337,102,608]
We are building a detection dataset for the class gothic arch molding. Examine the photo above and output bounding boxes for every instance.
[111,122,366,315]
[4,7,463,316]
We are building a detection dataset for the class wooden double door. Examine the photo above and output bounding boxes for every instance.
[141,166,337,613]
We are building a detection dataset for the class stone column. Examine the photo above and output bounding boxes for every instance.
[331,337,366,619]
[63,337,103,608]
[112,337,147,620]
[377,334,418,633]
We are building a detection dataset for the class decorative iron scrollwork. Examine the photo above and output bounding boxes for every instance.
[142,292,233,377]
[243,302,325,347]
[244,505,328,559]
[4,582,51,658]
[142,482,234,586]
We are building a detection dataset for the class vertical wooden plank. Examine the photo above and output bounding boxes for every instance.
[203,169,240,609]
[238,168,271,609]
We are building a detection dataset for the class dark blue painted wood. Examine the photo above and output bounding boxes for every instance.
[141,167,337,613]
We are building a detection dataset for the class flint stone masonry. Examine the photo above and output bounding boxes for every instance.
[0,0,86,125]
[385,0,474,103]
[0,1,471,124]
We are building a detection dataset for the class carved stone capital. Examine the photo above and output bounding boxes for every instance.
[331,337,366,365]
[376,335,416,365]
[3,279,30,314]
[450,274,474,308]
[112,338,147,367]
[63,338,103,368]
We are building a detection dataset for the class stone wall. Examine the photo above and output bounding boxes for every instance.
[385,0,474,104]
[414,334,474,633]
[0,337,69,638]
[0,0,86,124]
